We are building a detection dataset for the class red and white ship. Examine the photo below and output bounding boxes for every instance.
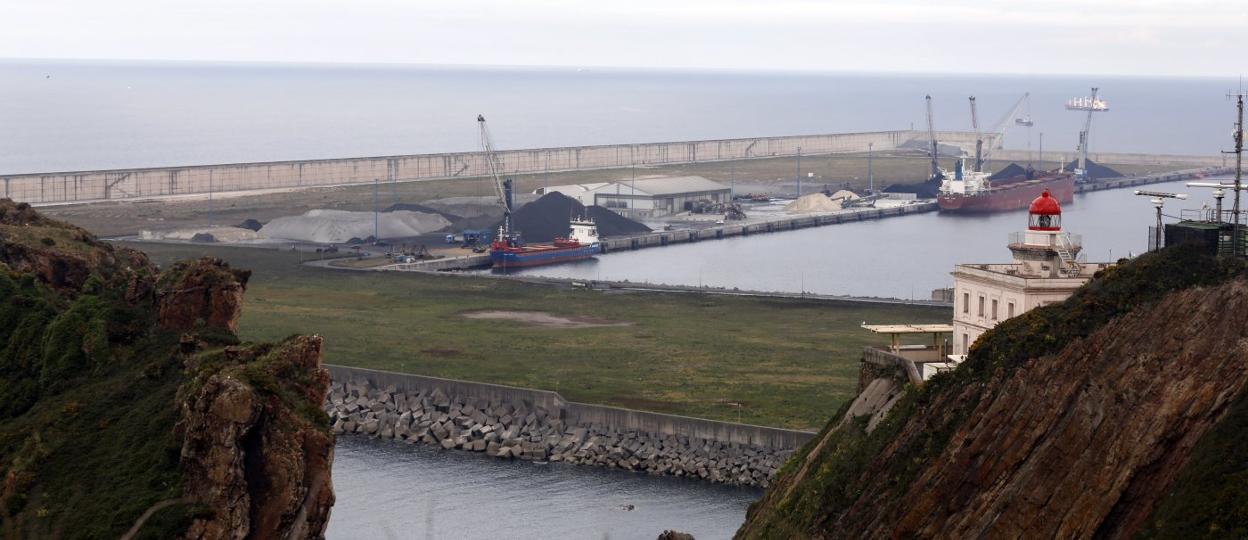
[937,158,1075,213]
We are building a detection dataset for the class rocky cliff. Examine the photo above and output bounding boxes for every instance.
[738,244,1248,539]
[0,199,334,539]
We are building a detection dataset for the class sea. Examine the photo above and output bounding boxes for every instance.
[3,60,1240,538]
[0,60,1241,175]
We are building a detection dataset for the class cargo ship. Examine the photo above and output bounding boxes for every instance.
[490,218,602,269]
[937,158,1075,213]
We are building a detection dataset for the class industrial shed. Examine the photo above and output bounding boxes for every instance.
[593,176,731,218]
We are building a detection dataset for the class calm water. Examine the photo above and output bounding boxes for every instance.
[327,436,760,540]
[507,178,1225,299]
[0,60,1240,174]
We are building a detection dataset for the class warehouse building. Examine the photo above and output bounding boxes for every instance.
[532,182,611,206]
[593,176,731,218]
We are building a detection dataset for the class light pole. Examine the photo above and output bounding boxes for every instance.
[796,147,802,198]
[867,142,874,194]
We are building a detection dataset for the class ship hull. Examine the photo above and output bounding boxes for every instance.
[491,242,600,269]
[938,175,1075,213]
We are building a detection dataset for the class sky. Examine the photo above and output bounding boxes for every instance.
[2,0,1244,77]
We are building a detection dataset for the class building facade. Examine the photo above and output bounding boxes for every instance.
[951,191,1109,355]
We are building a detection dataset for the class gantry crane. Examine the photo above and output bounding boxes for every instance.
[969,96,983,172]
[1074,87,1100,182]
[925,95,941,181]
[477,114,517,243]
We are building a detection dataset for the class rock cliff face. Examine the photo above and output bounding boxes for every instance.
[178,336,335,540]
[156,257,251,333]
[0,199,334,539]
[738,245,1248,539]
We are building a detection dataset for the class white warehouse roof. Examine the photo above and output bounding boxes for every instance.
[599,176,728,197]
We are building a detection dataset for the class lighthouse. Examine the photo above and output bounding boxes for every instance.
[949,190,1108,356]
[1007,189,1084,278]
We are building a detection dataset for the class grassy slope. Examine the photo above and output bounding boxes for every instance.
[129,242,947,430]
[738,244,1248,537]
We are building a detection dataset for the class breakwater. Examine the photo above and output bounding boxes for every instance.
[5,129,983,205]
[324,366,813,488]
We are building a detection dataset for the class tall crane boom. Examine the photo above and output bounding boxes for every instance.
[1075,87,1099,180]
[925,95,941,180]
[477,114,513,235]
[969,96,983,172]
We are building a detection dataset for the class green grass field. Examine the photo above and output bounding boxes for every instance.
[129,242,948,429]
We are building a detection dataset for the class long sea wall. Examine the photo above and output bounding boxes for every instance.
[324,365,815,487]
[4,129,983,205]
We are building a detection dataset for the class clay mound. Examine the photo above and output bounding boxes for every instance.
[785,193,842,214]
[828,189,860,202]
[259,209,450,243]
[498,192,650,243]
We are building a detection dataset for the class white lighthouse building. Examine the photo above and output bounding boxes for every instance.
[950,190,1110,356]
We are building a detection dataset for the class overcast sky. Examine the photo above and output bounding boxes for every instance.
[2,0,1243,77]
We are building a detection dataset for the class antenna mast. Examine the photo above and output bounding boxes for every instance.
[1229,93,1245,256]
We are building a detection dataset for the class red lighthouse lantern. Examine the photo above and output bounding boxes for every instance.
[1028,190,1062,231]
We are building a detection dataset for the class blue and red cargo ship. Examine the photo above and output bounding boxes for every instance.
[490,218,602,269]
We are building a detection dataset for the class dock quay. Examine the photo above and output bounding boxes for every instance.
[1073,166,1230,194]
[336,201,940,273]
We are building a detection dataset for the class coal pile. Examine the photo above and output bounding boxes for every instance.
[498,192,650,243]
[989,163,1029,181]
[236,218,264,231]
[1064,159,1123,180]
[883,177,941,198]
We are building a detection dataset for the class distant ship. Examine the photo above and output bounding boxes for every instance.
[937,158,1075,213]
[1065,96,1109,111]
[490,218,601,269]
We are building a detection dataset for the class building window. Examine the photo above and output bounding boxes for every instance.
[1008,302,1015,318]
[962,333,969,353]
[991,299,998,320]
[978,295,985,317]
[962,292,969,313]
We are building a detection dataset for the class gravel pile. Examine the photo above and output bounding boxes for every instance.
[259,209,450,243]
[785,193,843,214]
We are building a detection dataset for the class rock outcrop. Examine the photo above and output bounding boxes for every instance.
[738,245,1248,539]
[0,198,334,539]
[156,257,251,333]
[179,336,334,540]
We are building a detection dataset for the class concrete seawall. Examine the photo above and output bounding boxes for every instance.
[5,129,983,205]
[326,365,814,450]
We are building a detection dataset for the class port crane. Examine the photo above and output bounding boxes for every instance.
[969,96,983,172]
[925,95,942,181]
[477,114,517,245]
[1073,87,1101,182]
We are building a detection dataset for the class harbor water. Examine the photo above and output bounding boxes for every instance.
[504,178,1226,299]
[327,436,760,540]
